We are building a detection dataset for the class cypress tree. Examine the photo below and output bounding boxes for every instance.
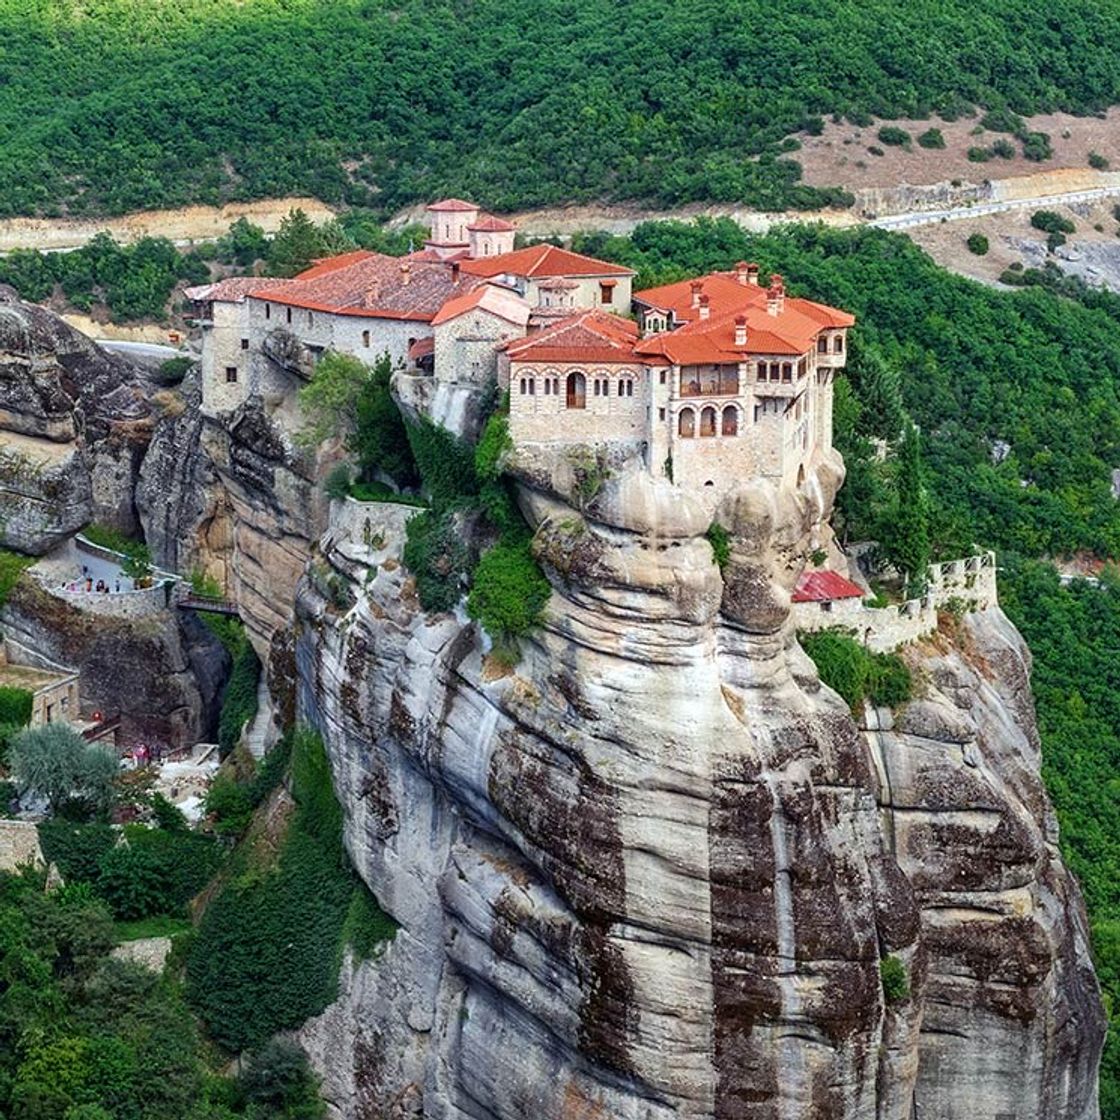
[889,422,930,596]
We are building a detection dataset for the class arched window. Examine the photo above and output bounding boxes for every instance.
[623,380,633,397]
[834,334,844,353]
[519,378,527,394]
[543,379,550,396]
[700,407,716,437]
[362,330,370,348]
[817,337,828,354]
[678,408,695,438]
[527,378,535,396]
[797,464,806,486]
[566,371,586,409]
[722,406,738,436]
[553,378,559,396]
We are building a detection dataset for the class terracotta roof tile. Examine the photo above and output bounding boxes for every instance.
[430,283,530,327]
[506,310,639,364]
[426,198,479,212]
[792,570,865,603]
[467,215,515,232]
[462,244,634,280]
[185,277,289,303]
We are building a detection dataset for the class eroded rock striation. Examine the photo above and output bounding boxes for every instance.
[0,285,152,552]
[287,448,1102,1119]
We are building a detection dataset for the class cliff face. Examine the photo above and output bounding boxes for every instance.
[0,285,152,552]
[288,455,1103,1120]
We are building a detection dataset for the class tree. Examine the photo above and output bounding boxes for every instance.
[217,217,269,268]
[851,350,905,443]
[886,422,930,595]
[266,210,326,278]
[351,354,418,487]
[237,1039,325,1120]
[296,352,370,448]
[9,725,118,814]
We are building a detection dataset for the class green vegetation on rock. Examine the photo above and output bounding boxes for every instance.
[800,630,912,713]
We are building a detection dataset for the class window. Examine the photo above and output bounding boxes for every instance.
[552,378,559,395]
[659,407,666,421]
[528,378,535,396]
[700,407,717,437]
[362,330,370,348]
[519,378,527,394]
[722,406,738,436]
[308,311,314,326]
[818,337,828,354]
[678,408,695,438]
[834,334,844,353]
[623,380,633,397]
[265,303,271,320]
[566,371,586,409]
[659,369,667,385]
[594,380,601,397]
[600,283,614,305]
[286,307,292,324]
[225,367,238,383]
[240,337,249,350]
[543,379,551,396]
[782,363,792,382]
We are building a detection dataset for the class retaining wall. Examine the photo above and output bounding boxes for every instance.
[793,552,998,653]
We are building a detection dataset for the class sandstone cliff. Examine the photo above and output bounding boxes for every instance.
[0,285,153,552]
[285,455,1103,1120]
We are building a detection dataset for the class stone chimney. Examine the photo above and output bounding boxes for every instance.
[736,261,749,286]
[767,274,784,317]
[451,261,461,285]
[690,280,703,309]
[364,280,380,307]
[748,262,760,285]
[699,294,710,320]
[734,314,747,347]
[400,261,412,286]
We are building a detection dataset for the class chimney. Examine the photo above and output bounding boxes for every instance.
[699,294,710,320]
[451,261,461,285]
[400,260,412,286]
[690,279,703,309]
[734,314,747,347]
[748,262,760,286]
[767,274,784,317]
[735,261,749,286]
[364,280,380,307]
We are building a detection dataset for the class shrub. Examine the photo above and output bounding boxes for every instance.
[1031,210,1075,235]
[917,128,945,150]
[205,774,254,836]
[979,107,1024,134]
[10,725,119,814]
[80,524,139,554]
[467,536,551,656]
[236,1040,325,1120]
[153,356,193,385]
[877,126,910,147]
[402,509,470,612]
[707,522,731,571]
[991,138,1016,159]
[1047,231,1067,253]
[880,954,910,1002]
[1089,152,1110,170]
[0,549,32,607]
[966,233,989,256]
[867,145,885,157]
[218,640,261,758]
[967,146,992,162]
[0,686,32,728]
[1021,130,1053,161]
[150,792,188,832]
[800,630,912,713]
[37,821,117,883]
[475,412,512,483]
[404,417,478,508]
[323,463,351,500]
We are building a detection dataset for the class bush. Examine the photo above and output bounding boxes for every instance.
[402,510,470,612]
[1092,151,1112,170]
[1031,210,1075,235]
[877,126,910,147]
[323,463,351,500]
[404,417,478,509]
[205,775,254,836]
[880,954,910,1002]
[0,549,32,607]
[991,138,1016,159]
[466,536,551,655]
[966,233,989,256]
[38,821,118,883]
[10,725,119,814]
[706,522,731,571]
[866,145,885,157]
[153,356,193,385]
[800,630,912,713]
[967,146,992,162]
[1021,130,1053,161]
[917,128,945,149]
[475,412,512,483]
[0,686,32,729]
[218,640,261,758]
[236,1040,325,1120]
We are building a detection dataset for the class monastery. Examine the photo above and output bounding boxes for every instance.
[187,198,852,504]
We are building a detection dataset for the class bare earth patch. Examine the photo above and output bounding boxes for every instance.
[798,109,1120,193]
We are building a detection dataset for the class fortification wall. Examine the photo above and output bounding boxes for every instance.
[793,552,998,652]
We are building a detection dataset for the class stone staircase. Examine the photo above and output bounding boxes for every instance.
[242,674,272,761]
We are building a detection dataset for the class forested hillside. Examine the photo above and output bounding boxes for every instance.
[572,218,1120,1113]
[4,0,1120,218]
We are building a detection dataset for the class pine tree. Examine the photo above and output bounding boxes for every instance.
[854,350,906,443]
[888,422,930,596]
[266,209,325,278]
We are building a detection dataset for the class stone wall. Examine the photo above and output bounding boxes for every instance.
[792,552,999,652]
[49,581,176,620]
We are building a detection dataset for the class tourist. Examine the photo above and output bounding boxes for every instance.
[95,579,106,593]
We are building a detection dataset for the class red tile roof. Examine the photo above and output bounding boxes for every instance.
[468,215,515,232]
[792,570,865,603]
[184,277,289,303]
[462,243,634,280]
[251,253,484,321]
[426,198,479,212]
[430,283,530,327]
[505,310,640,364]
[408,337,435,361]
[633,269,854,363]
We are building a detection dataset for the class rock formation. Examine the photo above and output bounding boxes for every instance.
[0,285,153,552]
[285,446,1103,1119]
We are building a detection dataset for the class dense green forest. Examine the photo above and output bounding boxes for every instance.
[568,218,1120,1111]
[3,0,1120,217]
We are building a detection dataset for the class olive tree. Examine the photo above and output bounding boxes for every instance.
[9,724,119,814]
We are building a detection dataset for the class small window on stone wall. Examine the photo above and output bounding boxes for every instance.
[286,307,292,324]
[834,334,844,353]
[240,337,249,350]
[362,330,370,348]
[225,367,238,383]
[265,303,271,320]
